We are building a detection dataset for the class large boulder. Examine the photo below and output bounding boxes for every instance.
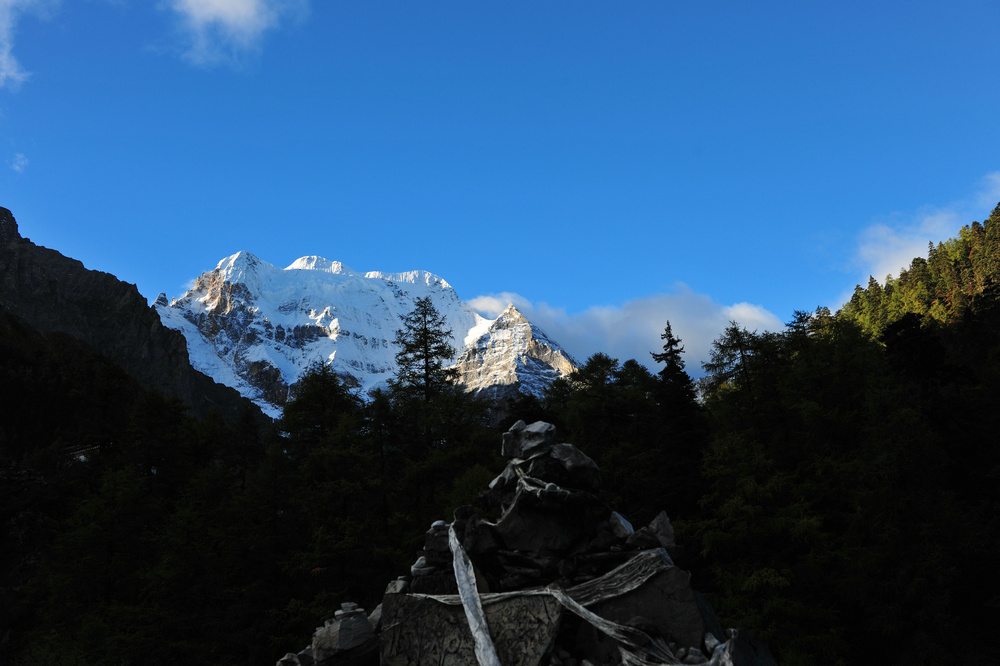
[379,592,562,666]
[491,476,608,557]
[501,420,556,459]
[524,443,601,493]
[312,603,375,662]
[587,566,712,650]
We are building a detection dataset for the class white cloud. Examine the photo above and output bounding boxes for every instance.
[468,286,783,376]
[0,0,56,89]
[856,211,960,284]
[7,151,26,172]
[166,0,307,66]
[853,171,1000,285]
[974,171,1000,211]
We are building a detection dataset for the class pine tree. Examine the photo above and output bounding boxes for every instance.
[391,296,458,402]
[702,322,758,399]
[650,321,697,407]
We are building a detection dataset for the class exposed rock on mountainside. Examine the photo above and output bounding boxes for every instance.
[278,421,776,666]
[156,253,578,416]
[0,207,260,421]
[452,304,578,400]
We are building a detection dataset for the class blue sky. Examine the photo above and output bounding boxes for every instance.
[2,0,999,370]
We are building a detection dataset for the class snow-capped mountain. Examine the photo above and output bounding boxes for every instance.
[451,304,578,400]
[154,252,577,417]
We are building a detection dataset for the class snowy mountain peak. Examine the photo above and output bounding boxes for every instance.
[496,303,528,322]
[155,253,577,417]
[452,302,579,400]
[212,251,273,293]
[217,250,263,275]
[286,256,357,275]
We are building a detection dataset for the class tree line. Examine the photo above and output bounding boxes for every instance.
[6,204,1000,664]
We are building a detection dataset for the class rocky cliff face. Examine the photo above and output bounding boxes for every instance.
[0,206,260,422]
[156,253,578,416]
[452,304,578,400]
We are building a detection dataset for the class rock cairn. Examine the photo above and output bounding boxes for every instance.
[277,420,776,666]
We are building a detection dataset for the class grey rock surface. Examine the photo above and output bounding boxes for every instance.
[525,443,601,493]
[609,511,635,538]
[587,567,710,651]
[380,592,562,666]
[648,510,677,549]
[492,482,607,557]
[501,420,557,459]
[312,605,374,662]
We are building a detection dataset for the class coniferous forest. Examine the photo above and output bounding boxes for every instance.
[4,205,1000,665]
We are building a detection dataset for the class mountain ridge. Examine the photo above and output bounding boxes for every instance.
[156,251,577,415]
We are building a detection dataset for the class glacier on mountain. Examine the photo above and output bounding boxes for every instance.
[154,252,577,417]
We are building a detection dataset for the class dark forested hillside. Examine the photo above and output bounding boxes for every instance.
[0,305,277,664]
[689,312,1000,664]
[680,204,1000,664]
[2,293,500,665]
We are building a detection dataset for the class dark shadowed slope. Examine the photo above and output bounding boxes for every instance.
[0,206,262,422]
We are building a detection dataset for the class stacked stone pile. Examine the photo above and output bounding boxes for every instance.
[277,420,776,666]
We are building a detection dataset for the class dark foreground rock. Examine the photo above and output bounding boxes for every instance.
[279,420,777,666]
